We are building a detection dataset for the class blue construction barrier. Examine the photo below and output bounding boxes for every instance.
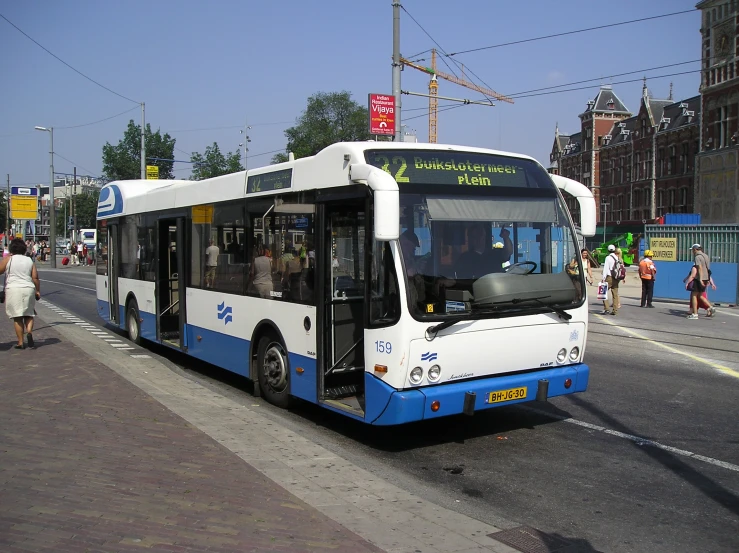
[652,261,738,305]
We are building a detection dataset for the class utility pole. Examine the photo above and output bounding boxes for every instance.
[72,167,77,243]
[392,1,402,141]
[240,121,251,171]
[5,174,9,248]
[140,102,146,179]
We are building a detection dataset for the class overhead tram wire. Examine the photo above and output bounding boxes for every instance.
[170,121,293,133]
[505,59,701,98]
[56,106,140,130]
[401,5,507,108]
[511,69,701,100]
[0,13,139,105]
[447,9,696,56]
[52,151,97,177]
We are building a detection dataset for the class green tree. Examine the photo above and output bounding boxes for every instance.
[271,91,372,163]
[56,191,100,237]
[190,142,244,180]
[271,152,289,165]
[102,120,176,181]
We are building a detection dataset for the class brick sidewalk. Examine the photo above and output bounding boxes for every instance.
[0,315,383,553]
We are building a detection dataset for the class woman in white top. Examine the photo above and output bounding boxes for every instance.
[0,238,41,348]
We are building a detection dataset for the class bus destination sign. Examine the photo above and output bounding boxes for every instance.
[365,150,536,188]
[247,168,293,194]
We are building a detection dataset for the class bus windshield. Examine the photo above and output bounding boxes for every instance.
[398,192,584,319]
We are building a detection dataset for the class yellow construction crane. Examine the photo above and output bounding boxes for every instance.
[399,49,514,143]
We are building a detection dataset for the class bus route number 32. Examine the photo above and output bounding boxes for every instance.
[375,340,392,354]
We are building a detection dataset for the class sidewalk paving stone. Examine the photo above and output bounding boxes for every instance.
[0,315,383,553]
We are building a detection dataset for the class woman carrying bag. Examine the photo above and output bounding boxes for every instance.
[0,238,41,349]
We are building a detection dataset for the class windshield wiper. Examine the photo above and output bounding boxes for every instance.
[493,295,572,320]
[426,315,472,337]
[426,307,504,338]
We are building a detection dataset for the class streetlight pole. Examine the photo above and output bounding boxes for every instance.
[34,126,56,268]
[602,201,609,245]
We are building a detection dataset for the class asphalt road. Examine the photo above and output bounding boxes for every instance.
[37,266,739,553]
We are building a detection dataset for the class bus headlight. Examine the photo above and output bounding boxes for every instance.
[427,365,441,382]
[569,347,580,361]
[556,348,567,363]
[410,367,424,384]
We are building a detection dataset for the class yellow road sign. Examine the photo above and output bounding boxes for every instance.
[10,196,39,220]
[146,165,159,179]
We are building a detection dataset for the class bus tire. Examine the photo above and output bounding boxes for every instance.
[256,334,291,408]
[126,298,142,346]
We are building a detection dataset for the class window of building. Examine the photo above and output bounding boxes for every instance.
[657,147,665,177]
[681,143,689,173]
[635,152,641,180]
[668,146,676,175]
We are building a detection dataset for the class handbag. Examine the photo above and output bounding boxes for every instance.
[686,279,694,291]
[596,280,608,301]
[0,257,11,304]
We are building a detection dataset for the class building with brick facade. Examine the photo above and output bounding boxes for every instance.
[550,85,700,225]
[695,0,739,223]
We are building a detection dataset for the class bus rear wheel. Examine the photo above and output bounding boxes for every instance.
[256,334,291,408]
[126,299,142,346]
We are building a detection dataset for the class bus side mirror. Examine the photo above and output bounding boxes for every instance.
[374,189,399,241]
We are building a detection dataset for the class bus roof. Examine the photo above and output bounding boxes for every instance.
[96,141,542,219]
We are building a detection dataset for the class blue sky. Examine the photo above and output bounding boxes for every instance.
[0,0,700,186]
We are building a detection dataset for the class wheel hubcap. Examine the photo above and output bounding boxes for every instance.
[128,311,138,340]
[263,344,287,392]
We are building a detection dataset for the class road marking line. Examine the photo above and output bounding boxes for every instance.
[39,279,96,292]
[594,313,739,380]
[130,354,151,359]
[522,406,739,473]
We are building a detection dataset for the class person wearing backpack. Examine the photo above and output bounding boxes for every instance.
[601,244,625,315]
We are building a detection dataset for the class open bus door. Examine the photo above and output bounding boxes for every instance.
[107,223,120,325]
[316,193,367,417]
[156,218,187,350]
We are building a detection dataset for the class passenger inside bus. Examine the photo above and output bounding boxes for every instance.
[455,224,513,279]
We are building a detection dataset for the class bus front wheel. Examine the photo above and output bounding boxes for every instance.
[126,299,142,346]
[256,334,291,408]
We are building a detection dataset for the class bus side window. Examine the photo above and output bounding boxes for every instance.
[369,240,400,326]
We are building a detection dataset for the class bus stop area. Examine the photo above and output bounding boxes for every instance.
[0,301,523,553]
[0,312,385,553]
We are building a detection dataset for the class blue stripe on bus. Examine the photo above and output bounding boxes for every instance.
[365,373,426,425]
[140,310,157,340]
[287,352,317,403]
[97,299,110,321]
[364,364,589,425]
[186,325,251,377]
[184,325,317,403]
[418,364,589,420]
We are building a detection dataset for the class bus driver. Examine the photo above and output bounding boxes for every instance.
[456,224,513,279]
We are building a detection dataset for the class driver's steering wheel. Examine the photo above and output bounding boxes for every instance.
[504,261,537,275]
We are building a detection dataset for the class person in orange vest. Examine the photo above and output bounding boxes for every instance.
[638,250,657,308]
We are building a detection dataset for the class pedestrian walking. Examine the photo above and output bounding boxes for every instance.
[684,243,715,319]
[581,248,594,285]
[600,244,625,315]
[638,250,657,308]
[0,238,41,349]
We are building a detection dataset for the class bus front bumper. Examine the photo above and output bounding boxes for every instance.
[365,364,589,425]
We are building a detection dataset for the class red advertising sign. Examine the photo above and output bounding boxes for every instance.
[368,93,395,136]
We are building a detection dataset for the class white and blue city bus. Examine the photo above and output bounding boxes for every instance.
[96,142,596,425]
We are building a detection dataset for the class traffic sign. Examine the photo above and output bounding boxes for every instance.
[146,165,159,179]
[11,186,39,196]
[368,93,395,136]
[10,196,39,220]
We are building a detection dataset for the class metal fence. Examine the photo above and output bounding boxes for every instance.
[644,224,739,263]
